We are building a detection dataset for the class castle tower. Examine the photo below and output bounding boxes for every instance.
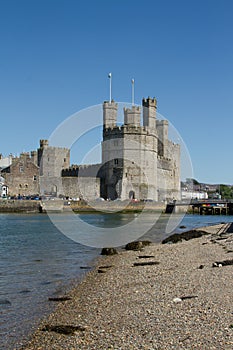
[142,97,157,130]
[103,101,118,129]
[123,106,141,127]
[37,140,70,197]
[156,120,168,158]
[30,151,38,166]
[102,100,122,200]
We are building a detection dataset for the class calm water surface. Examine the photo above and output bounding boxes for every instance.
[1,212,233,349]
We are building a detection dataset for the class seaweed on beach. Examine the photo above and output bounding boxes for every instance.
[212,259,233,267]
[133,261,159,267]
[162,230,208,244]
[41,324,85,335]
[48,296,72,302]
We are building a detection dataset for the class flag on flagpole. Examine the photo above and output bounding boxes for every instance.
[131,78,135,105]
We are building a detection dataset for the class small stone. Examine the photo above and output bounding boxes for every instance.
[173,297,182,303]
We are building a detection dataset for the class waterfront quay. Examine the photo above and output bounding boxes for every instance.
[166,199,233,215]
[190,199,233,215]
[1,198,233,215]
[0,198,167,213]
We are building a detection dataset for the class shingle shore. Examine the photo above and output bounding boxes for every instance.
[23,224,233,350]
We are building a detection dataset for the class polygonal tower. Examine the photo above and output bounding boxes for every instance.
[101,98,158,201]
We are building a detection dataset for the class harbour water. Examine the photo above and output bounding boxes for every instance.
[1,212,233,349]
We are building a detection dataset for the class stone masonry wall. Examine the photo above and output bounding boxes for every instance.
[62,177,100,200]
[2,156,40,196]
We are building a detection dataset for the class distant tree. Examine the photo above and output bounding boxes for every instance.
[220,184,233,199]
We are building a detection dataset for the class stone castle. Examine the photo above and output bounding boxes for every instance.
[1,97,180,202]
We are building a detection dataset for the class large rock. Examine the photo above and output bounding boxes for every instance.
[125,240,152,251]
[101,247,118,255]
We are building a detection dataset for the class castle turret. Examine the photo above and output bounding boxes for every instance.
[31,151,38,166]
[156,120,168,158]
[123,106,141,127]
[103,101,118,129]
[20,152,30,160]
[142,97,157,129]
[40,139,49,149]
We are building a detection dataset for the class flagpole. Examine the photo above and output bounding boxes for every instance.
[131,78,135,106]
[108,73,112,102]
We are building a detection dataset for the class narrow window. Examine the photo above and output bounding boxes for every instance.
[114,159,118,165]
[33,175,37,181]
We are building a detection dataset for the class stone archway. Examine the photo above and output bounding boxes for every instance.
[129,190,135,200]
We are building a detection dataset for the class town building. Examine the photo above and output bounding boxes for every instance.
[1,153,40,197]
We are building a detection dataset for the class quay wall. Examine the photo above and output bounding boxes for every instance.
[0,199,41,212]
[0,199,167,213]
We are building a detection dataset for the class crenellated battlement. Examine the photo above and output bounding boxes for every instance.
[40,139,49,149]
[62,163,102,177]
[142,97,157,107]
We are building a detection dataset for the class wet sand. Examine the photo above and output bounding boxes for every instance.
[23,223,233,349]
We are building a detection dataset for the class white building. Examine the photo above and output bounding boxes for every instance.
[181,190,208,200]
[0,176,8,198]
[0,154,12,169]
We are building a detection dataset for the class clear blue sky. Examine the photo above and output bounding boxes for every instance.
[0,0,233,184]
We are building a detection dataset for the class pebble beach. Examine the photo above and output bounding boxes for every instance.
[23,223,233,350]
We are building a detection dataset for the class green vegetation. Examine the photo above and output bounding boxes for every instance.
[219,184,233,199]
